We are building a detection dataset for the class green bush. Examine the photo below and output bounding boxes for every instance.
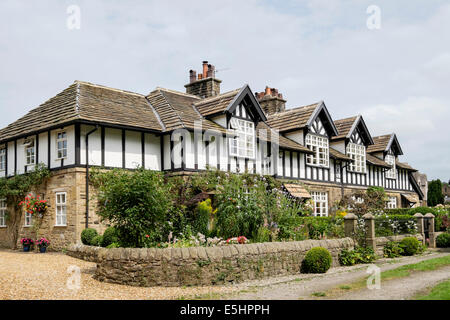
[339,247,377,266]
[101,227,119,247]
[254,226,271,243]
[301,247,332,273]
[375,215,418,236]
[383,241,404,258]
[399,237,420,256]
[106,242,120,248]
[90,168,174,248]
[436,233,450,248]
[193,199,214,236]
[298,217,344,240]
[81,228,98,245]
[90,235,103,247]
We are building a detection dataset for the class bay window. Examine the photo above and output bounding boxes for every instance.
[385,154,397,179]
[0,148,5,171]
[305,134,329,167]
[347,142,366,173]
[311,191,328,216]
[229,118,255,159]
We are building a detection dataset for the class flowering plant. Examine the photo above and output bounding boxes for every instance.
[36,237,50,248]
[20,238,34,246]
[19,195,48,218]
[226,236,248,245]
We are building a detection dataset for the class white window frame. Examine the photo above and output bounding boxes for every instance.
[385,154,397,179]
[386,196,397,209]
[0,148,6,171]
[347,142,366,173]
[311,191,328,217]
[56,131,68,160]
[24,211,32,227]
[25,139,35,166]
[229,118,255,159]
[305,134,329,168]
[55,192,67,226]
[0,199,6,227]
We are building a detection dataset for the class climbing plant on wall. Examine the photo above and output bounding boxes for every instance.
[0,163,51,249]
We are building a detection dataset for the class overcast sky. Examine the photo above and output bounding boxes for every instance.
[0,0,449,181]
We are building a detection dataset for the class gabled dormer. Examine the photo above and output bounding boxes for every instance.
[332,115,374,174]
[367,133,403,179]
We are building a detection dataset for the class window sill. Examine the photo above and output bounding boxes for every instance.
[55,158,67,161]
[23,225,32,228]
[0,226,6,228]
[54,224,67,227]
[306,164,330,169]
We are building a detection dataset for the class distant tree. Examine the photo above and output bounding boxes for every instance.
[427,179,444,207]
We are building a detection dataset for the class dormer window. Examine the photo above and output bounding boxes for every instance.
[229,118,255,159]
[305,134,329,167]
[24,139,35,166]
[346,142,366,173]
[385,154,397,179]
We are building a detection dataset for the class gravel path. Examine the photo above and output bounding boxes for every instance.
[0,249,237,300]
[229,252,450,300]
[329,265,450,300]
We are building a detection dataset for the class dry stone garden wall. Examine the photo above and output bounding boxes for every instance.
[68,238,355,287]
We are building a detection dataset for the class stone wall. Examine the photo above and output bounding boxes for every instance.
[0,167,106,251]
[67,238,356,287]
[374,234,423,256]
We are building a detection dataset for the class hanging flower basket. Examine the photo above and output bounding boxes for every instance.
[20,238,34,252]
[19,195,48,219]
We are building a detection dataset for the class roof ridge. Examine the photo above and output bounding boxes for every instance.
[158,89,186,129]
[153,87,200,99]
[75,80,144,97]
[194,88,242,105]
[267,102,321,117]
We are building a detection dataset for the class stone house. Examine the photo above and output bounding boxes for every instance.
[0,61,424,249]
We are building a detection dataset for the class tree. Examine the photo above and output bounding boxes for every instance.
[427,179,444,206]
[0,164,51,248]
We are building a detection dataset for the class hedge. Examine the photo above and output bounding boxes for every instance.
[383,207,450,232]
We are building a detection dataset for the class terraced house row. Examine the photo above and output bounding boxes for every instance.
[0,61,424,248]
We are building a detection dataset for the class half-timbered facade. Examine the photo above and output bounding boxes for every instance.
[0,61,424,248]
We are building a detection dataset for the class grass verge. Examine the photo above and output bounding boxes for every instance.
[414,280,450,300]
[325,255,450,298]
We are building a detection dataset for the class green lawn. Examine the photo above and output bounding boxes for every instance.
[416,280,450,300]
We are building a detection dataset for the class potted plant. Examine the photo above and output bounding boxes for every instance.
[36,237,50,253]
[20,238,34,252]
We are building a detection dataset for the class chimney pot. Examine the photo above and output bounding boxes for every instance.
[202,61,208,78]
[189,70,197,83]
[265,86,271,96]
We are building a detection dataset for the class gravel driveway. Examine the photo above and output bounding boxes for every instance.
[229,252,450,300]
[0,249,236,300]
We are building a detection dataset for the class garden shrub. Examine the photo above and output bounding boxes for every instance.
[90,235,103,247]
[254,226,271,243]
[399,237,420,256]
[193,199,214,237]
[383,241,404,258]
[339,246,377,266]
[90,168,173,248]
[301,247,332,273]
[106,242,120,248]
[436,233,450,248]
[298,217,344,240]
[81,228,98,245]
[375,214,418,236]
[101,227,119,247]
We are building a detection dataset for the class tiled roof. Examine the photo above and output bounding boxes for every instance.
[256,122,313,153]
[193,89,241,117]
[146,88,230,134]
[396,160,417,171]
[329,148,352,161]
[367,134,392,153]
[332,116,358,140]
[283,184,311,199]
[0,81,164,142]
[366,153,391,168]
[265,103,320,132]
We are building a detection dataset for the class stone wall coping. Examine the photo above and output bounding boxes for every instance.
[67,237,356,263]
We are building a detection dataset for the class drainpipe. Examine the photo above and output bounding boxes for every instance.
[85,125,99,229]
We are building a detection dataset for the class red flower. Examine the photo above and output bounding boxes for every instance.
[145,235,150,238]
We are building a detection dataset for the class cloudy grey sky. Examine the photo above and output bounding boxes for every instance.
[0,0,449,180]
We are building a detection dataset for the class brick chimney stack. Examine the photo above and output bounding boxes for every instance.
[255,86,286,115]
[185,61,221,98]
